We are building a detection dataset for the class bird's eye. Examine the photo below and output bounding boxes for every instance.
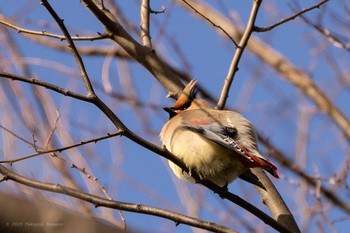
[225,127,238,138]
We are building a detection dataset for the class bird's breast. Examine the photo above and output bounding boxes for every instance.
[164,129,246,186]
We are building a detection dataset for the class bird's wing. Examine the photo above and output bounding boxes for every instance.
[182,121,254,162]
[182,120,279,178]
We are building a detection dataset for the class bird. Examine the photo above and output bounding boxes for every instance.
[160,80,279,189]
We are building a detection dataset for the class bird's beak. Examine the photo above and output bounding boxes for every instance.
[163,107,177,119]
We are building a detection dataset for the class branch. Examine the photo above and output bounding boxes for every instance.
[217,0,261,109]
[181,0,238,47]
[0,165,237,233]
[254,0,329,32]
[0,124,116,202]
[40,0,96,96]
[140,0,152,47]
[0,15,109,41]
[259,135,350,215]
[298,14,350,51]
[80,0,184,98]
[0,129,122,164]
[0,72,91,102]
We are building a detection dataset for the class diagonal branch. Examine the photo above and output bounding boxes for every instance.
[254,0,329,32]
[298,14,350,51]
[217,0,261,110]
[181,0,238,47]
[80,0,184,98]
[40,0,96,96]
[259,135,350,215]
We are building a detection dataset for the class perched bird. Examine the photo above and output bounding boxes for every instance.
[160,80,279,188]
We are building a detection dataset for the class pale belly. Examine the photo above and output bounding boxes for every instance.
[166,131,246,187]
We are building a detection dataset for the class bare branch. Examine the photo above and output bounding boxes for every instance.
[0,123,117,202]
[80,0,184,98]
[298,14,350,51]
[254,0,329,32]
[0,72,91,102]
[40,0,96,96]
[0,15,109,41]
[259,135,350,215]
[140,0,152,47]
[0,164,238,233]
[0,128,122,164]
[181,0,238,47]
[217,0,262,110]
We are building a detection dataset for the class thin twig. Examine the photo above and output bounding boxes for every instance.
[0,130,122,164]
[0,123,118,202]
[51,153,113,200]
[217,0,262,110]
[0,124,34,147]
[40,0,96,96]
[150,5,166,14]
[298,14,349,51]
[0,72,91,101]
[44,110,61,149]
[254,0,329,32]
[182,0,238,47]
[0,15,109,41]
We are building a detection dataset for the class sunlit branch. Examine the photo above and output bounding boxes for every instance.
[259,135,350,215]
[140,0,152,47]
[80,0,184,98]
[217,0,261,110]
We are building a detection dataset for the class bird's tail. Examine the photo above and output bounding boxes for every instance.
[238,147,280,179]
[253,156,279,178]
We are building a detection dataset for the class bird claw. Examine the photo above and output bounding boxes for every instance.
[218,183,229,199]
[182,168,193,179]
